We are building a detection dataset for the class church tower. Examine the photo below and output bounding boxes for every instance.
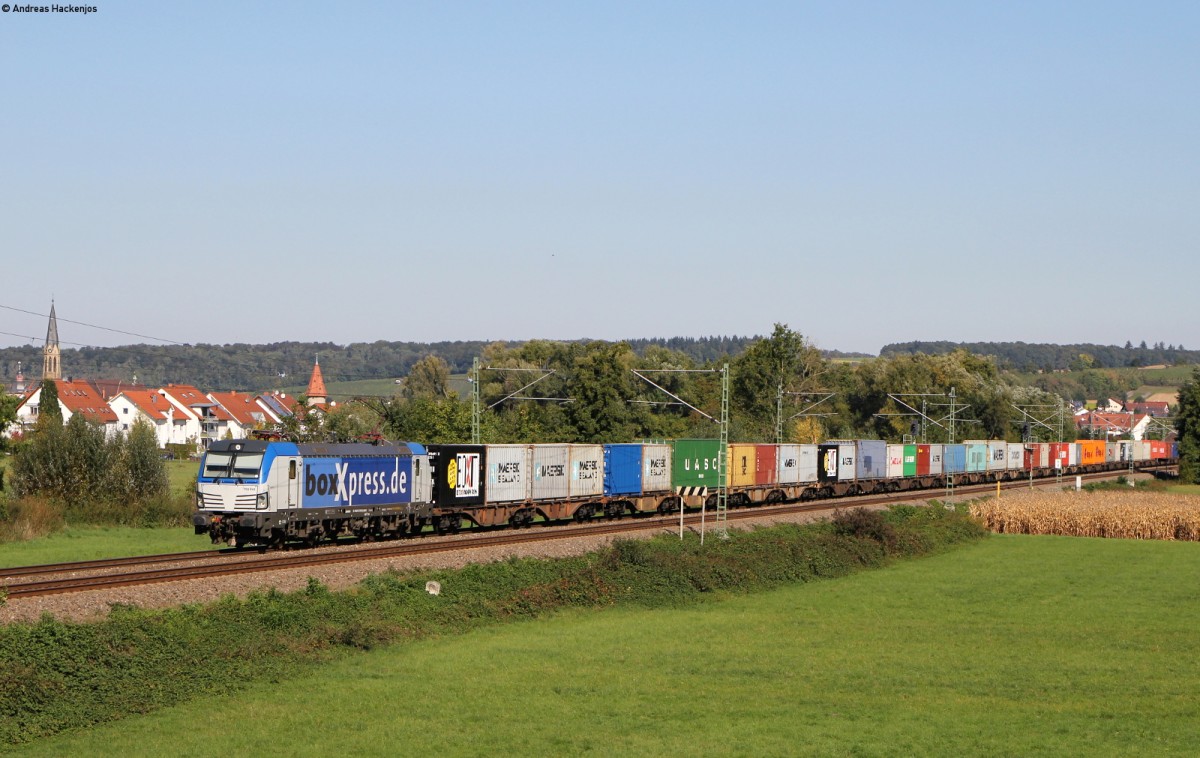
[43,302,62,381]
[306,355,328,407]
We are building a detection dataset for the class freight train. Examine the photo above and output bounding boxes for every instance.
[193,437,1177,548]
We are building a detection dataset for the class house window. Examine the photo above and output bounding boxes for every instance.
[123,407,129,414]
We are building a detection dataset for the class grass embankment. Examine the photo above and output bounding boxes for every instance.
[1,506,982,747]
[12,529,1200,756]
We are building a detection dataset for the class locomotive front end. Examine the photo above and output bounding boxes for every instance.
[194,439,296,547]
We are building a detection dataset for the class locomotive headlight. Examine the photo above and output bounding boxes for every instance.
[196,492,204,509]
[257,492,269,508]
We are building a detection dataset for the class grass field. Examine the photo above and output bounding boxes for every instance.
[0,526,213,567]
[12,534,1200,756]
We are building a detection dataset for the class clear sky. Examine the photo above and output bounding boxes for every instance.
[2,2,1197,355]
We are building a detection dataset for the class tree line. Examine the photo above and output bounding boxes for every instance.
[882,340,1197,371]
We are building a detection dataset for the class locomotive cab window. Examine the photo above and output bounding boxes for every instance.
[201,452,234,479]
[289,460,297,480]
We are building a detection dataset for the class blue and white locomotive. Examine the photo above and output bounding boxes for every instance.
[194,438,434,547]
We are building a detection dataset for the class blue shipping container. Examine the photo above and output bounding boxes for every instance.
[965,443,988,473]
[856,440,887,480]
[603,444,644,496]
[943,444,966,474]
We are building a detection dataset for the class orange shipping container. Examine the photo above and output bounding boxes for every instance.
[1077,440,1106,466]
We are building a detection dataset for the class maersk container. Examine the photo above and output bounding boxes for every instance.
[943,444,966,474]
[855,440,886,480]
[903,444,917,477]
[569,445,604,498]
[531,444,571,501]
[886,444,905,479]
[755,444,778,486]
[1007,443,1024,470]
[486,444,532,503]
[603,444,643,496]
[729,444,757,487]
[964,442,988,473]
[672,439,723,490]
[642,444,671,493]
[1077,440,1105,467]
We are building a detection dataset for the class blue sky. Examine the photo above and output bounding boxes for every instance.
[2,2,1197,355]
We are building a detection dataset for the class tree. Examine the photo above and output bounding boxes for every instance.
[1175,368,1200,484]
[0,393,18,452]
[38,379,62,427]
[731,324,825,439]
[402,355,452,400]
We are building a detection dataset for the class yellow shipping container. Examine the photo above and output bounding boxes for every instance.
[728,444,757,487]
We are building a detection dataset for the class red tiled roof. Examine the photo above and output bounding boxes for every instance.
[307,360,327,399]
[114,389,178,422]
[209,391,269,426]
[51,379,119,424]
[160,384,234,421]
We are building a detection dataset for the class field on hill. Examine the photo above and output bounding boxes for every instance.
[13,534,1200,756]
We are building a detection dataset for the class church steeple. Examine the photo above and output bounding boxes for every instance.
[306,355,327,407]
[43,301,61,381]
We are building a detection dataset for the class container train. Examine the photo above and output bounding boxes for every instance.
[193,437,1177,548]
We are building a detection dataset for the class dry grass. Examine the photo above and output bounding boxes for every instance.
[0,496,65,543]
[971,490,1200,540]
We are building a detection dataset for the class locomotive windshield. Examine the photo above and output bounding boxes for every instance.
[201,450,264,480]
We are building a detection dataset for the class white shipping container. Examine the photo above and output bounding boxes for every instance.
[1068,444,1079,467]
[796,445,818,483]
[777,444,801,484]
[987,441,1007,471]
[569,445,604,498]
[886,444,906,479]
[486,445,531,503]
[1134,440,1152,462]
[531,444,571,501]
[1007,444,1024,470]
[837,443,856,482]
[642,444,672,493]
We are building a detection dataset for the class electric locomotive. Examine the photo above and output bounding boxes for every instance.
[193,438,432,547]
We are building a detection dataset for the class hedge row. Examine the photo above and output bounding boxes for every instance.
[0,505,986,745]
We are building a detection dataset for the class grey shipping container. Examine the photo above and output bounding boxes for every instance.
[642,444,672,492]
[486,444,531,503]
[531,444,571,501]
[569,445,604,498]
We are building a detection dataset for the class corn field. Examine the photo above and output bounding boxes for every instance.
[970,491,1200,541]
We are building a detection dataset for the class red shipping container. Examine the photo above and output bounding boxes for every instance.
[917,444,931,476]
[1151,441,1169,460]
[1050,443,1070,469]
[754,444,778,485]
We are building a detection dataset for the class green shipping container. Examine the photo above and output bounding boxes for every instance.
[903,444,917,477]
[671,439,723,489]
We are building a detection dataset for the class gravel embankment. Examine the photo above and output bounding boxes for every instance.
[1,508,840,625]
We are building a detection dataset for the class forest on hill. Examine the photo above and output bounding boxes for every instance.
[0,336,869,393]
[882,341,1197,371]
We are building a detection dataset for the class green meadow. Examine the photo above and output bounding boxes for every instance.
[11,533,1200,757]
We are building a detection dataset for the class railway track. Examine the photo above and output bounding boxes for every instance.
[0,467,1158,600]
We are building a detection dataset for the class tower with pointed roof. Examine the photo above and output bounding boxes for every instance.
[43,301,61,381]
[306,355,328,407]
